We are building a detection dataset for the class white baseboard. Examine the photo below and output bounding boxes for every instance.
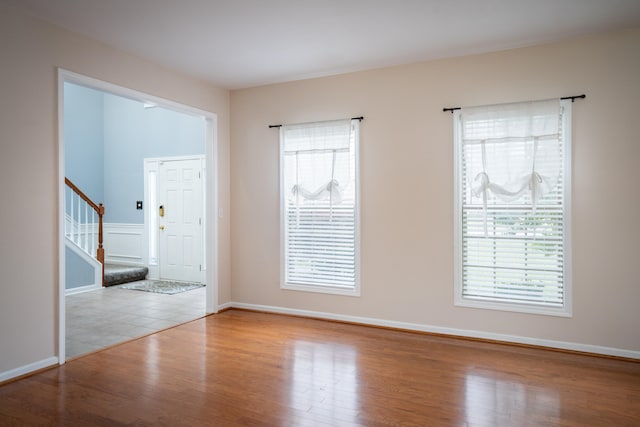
[65,283,102,296]
[217,301,234,312]
[228,302,640,360]
[0,356,58,383]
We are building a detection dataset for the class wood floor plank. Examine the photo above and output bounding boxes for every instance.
[1,309,639,426]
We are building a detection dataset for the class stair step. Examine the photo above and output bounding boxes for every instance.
[104,264,148,287]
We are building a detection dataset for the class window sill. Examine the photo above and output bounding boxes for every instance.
[281,282,360,297]
[455,297,572,317]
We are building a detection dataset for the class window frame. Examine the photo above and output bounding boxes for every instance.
[279,119,361,297]
[453,100,572,317]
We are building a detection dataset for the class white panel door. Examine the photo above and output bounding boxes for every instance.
[158,158,203,283]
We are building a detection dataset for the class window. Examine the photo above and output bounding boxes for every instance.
[280,119,360,295]
[454,99,571,316]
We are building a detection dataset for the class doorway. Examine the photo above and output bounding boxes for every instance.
[58,69,219,363]
[145,156,205,284]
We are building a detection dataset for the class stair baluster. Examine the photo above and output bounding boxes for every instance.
[76,193,81,246]
[84,202,88,253]
[65,178,105,286]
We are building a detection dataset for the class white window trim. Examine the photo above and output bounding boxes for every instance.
[453,100,572,317]
[279,120,361,297]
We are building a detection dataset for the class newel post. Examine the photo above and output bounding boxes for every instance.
[97,203,105,286]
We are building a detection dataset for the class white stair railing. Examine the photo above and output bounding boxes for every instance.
[65,178,105,285]
[66,190,97,256]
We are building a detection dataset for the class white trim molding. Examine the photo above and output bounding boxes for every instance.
[58,68,219,366]
[65,283,101,296]
[227,302,640,360]
[0,357,58,383]
[217,301,234,312]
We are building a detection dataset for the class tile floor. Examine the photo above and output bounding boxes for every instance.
[65,283,206,359]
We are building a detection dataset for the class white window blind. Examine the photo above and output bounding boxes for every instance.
[454,99,571,316]
[280,119,359,294]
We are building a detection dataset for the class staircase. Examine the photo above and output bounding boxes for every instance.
[66,178,149,289]
[65,177,105,288]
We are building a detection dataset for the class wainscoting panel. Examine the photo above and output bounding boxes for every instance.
[104,223,145,266]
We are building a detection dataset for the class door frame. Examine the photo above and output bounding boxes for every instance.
[144,155,206,283]
[57,69,219,364]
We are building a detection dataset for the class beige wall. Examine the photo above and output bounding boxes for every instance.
[230,28,640,353]
[0,4,230,374]
[1,3,637,378]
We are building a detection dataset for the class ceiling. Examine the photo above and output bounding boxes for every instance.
[4,0,640,89]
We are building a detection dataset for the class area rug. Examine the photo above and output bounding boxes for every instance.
[119,280,205,295]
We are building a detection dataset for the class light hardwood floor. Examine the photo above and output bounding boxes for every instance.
[1,310,639,426]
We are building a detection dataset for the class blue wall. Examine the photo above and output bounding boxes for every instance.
[64,82,104,204]
[64,84,205,224]
[65,246,95,289]
[64,83,105,290]
[64,84,205,287]
[103,94,205,223]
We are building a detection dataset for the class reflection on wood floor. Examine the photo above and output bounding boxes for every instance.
[1,310,639,426]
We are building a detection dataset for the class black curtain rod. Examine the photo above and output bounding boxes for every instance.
[269,116,364,128]
[442,94,586,113]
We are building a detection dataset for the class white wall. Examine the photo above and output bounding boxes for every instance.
[0,4,231,375]
[230,28,640,355]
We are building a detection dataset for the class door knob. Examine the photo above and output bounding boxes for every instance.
[159,226,165,230]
